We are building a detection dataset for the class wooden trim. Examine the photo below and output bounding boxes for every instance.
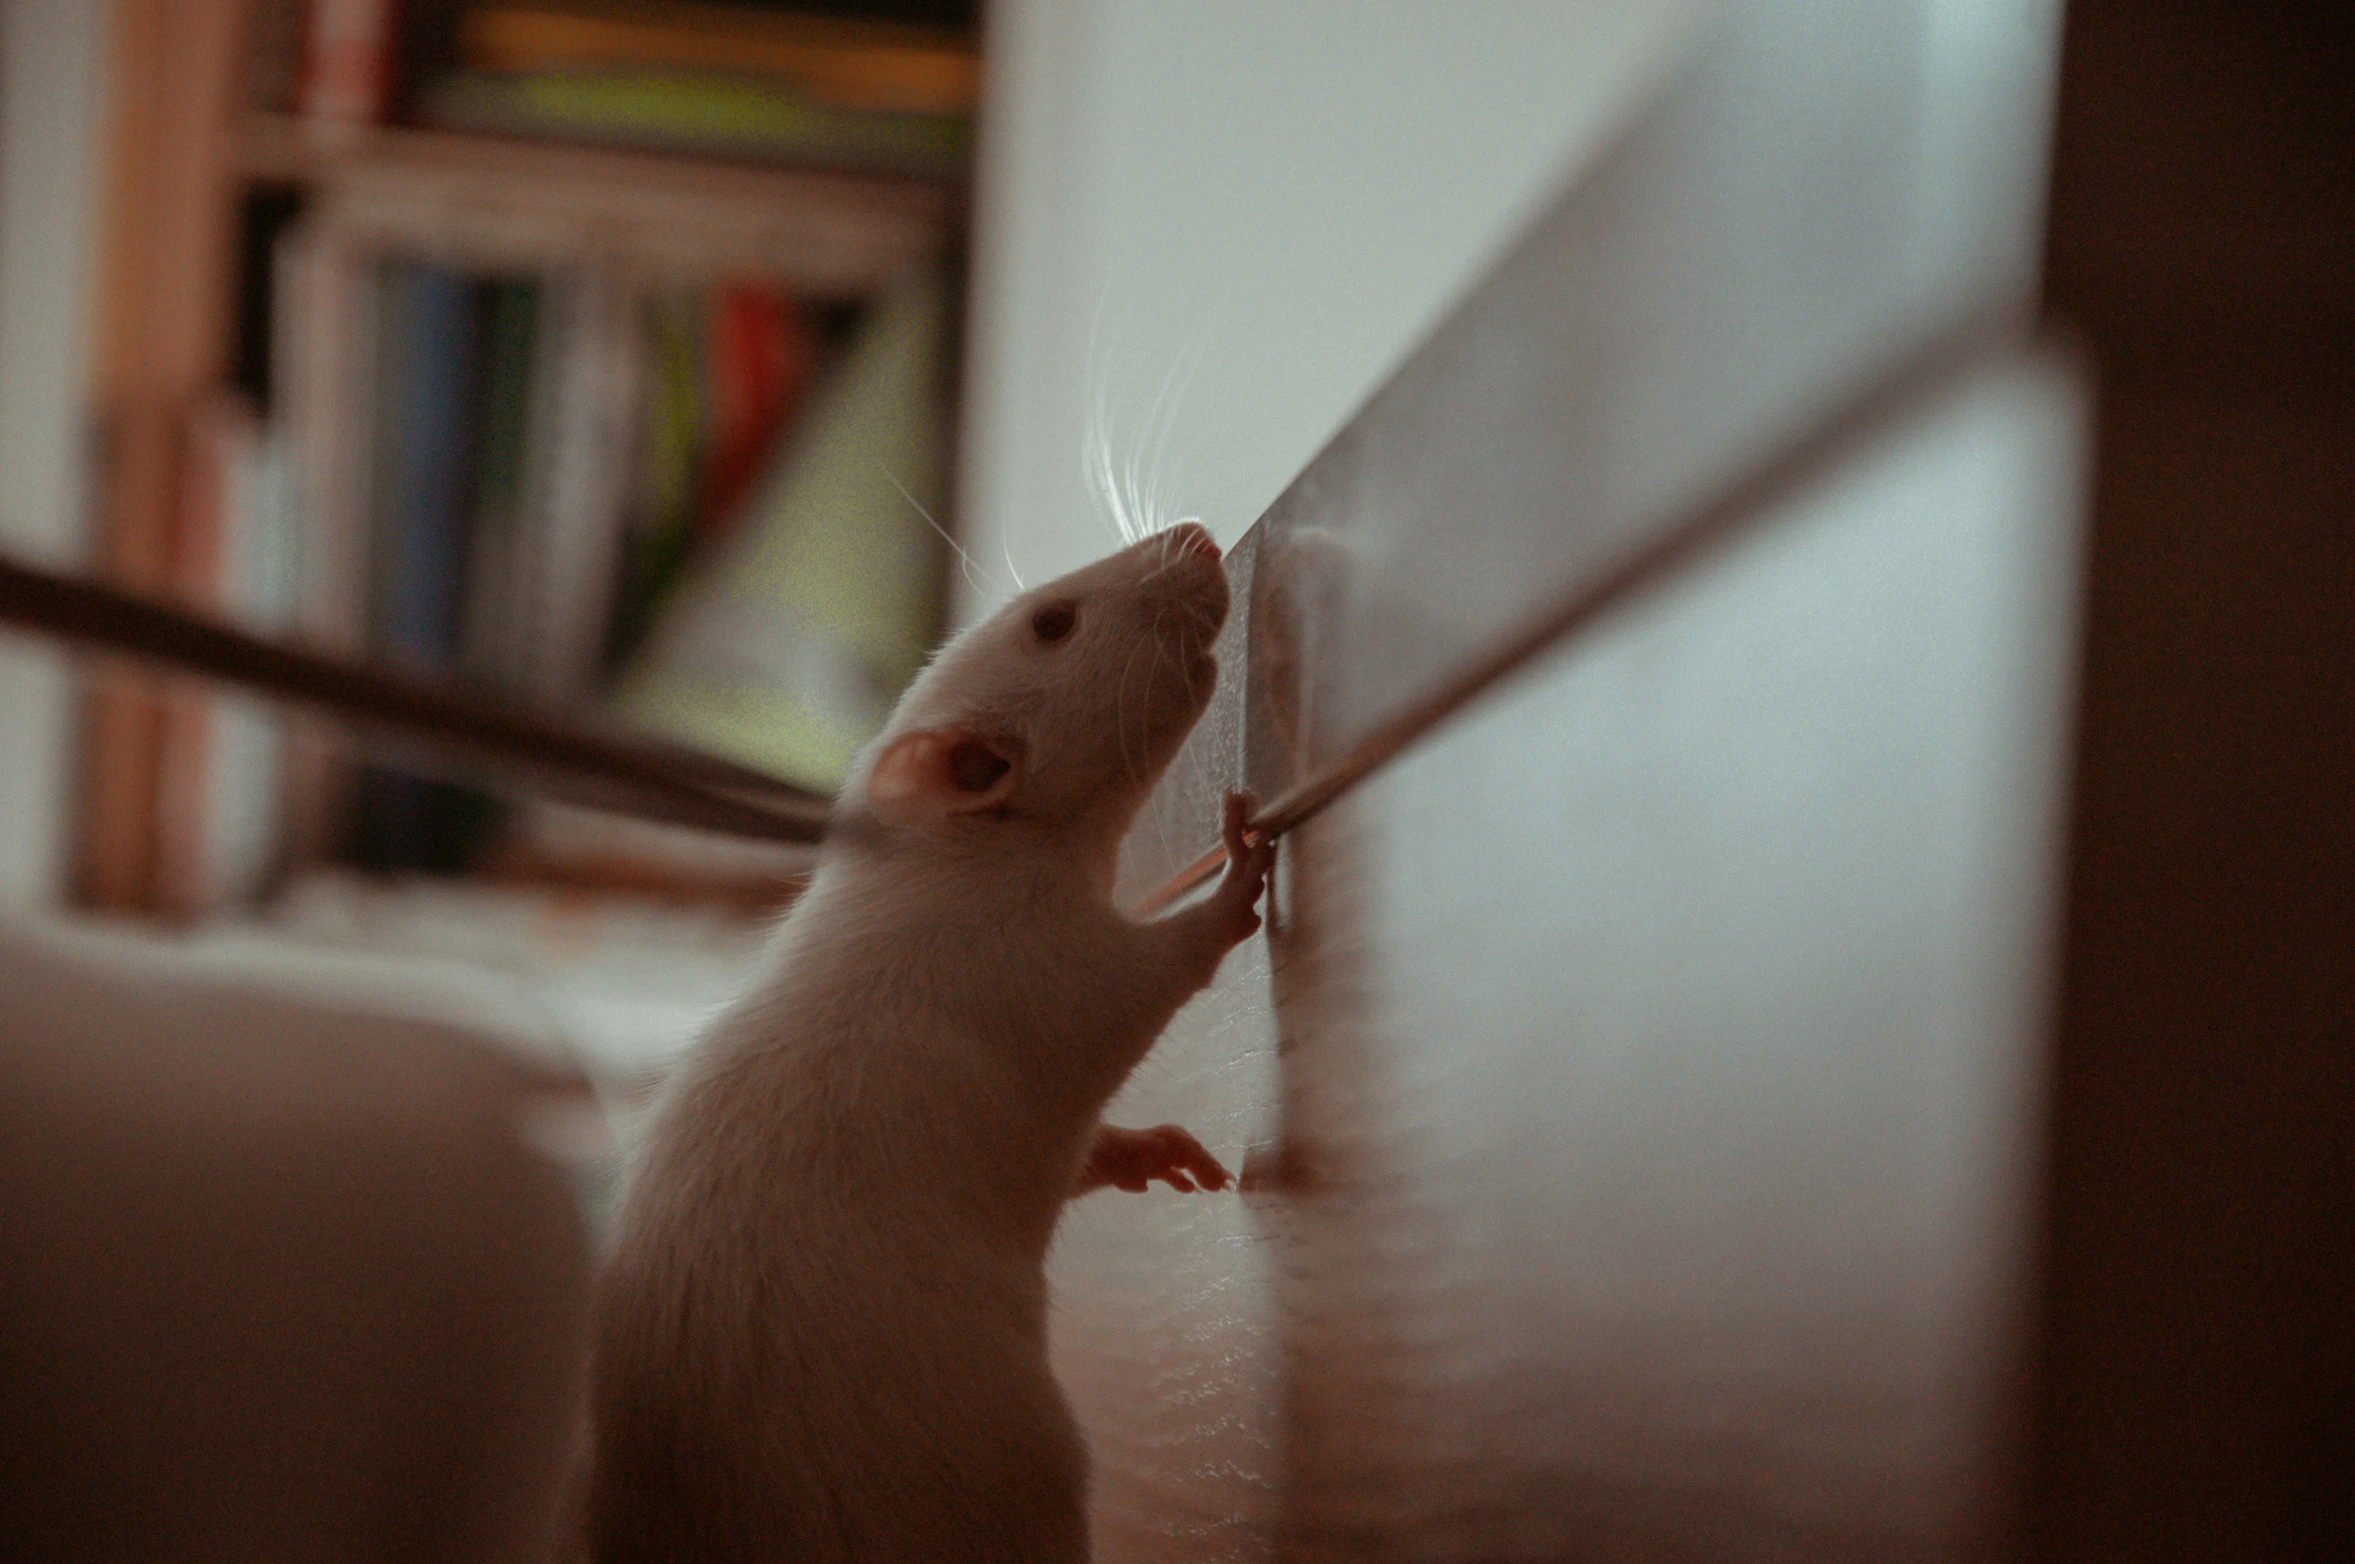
[2027,3,2354,1556]
[5,553,829,844]
[76,0,257,911]
[1135,314,2028,916]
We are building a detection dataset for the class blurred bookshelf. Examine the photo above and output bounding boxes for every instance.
[79,0,978,922]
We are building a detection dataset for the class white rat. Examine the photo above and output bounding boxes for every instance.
[581,523,1273,1563]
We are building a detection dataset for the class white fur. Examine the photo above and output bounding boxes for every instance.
[583,528,1268,1563]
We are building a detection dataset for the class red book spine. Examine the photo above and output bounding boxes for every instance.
[695,283,816,541]
[297,0,400,127]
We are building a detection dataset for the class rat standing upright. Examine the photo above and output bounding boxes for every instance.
[582,523,1272,1563]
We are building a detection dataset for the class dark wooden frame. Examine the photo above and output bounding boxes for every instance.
[2029,3,2352,1556]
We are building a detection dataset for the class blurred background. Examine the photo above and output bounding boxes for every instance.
[0,0,1692,1077]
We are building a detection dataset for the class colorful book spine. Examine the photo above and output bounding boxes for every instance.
[461,276,544,692]
[697,282,814,542]
[608,285,708,669]
[152,396,302,916]
[298,0,400,127]
[459,4,983,117]
[613,267,951,795]
[354,259,493,872]
[511,267,640,706]
[368,261,485,672]
[415,68,973,179]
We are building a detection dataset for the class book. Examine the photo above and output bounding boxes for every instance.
[610,266,951,793]
[76,0,965,917]
[353,258,494,873]
[459,2,982,116]
[273,217,378,882]
[697,281,816,544]
[606,281,821,672]
[366,261,485,674]
[460,276,544,693]
[509,267,642,706]
[416,67,972,179]
[298,0,400,127]
[243,0,311,115]
[200,424,302,906]
[607,285,709,668]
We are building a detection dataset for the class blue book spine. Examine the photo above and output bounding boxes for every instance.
[375,261,484,669]
[358,260,493,873]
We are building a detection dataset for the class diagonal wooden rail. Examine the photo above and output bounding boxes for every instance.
[3,313,2019,899]
[1133,314,2032,915]
[0,553,831,844]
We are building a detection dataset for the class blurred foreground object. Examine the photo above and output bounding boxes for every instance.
[0,920,592,1562]
[2029,0,2352,1554]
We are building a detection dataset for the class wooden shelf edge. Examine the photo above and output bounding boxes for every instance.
[236,113,961,216]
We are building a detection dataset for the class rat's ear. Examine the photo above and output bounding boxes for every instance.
[866,728,1022,825]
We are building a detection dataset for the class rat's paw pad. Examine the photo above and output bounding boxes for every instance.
[1087,1123,1232,1194]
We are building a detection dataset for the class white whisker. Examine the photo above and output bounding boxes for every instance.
[1081,306,1212,546]
[1136,346,1197,536]
[1082,297,1141,546]
[1084,386,1135,545]
[880,464,997,595]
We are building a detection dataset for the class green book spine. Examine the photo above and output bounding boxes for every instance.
[606,287,706,669]
[419,68,972,178]
[462,276,541,692]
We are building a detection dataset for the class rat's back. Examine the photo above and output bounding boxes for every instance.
[582,866,1093,1564]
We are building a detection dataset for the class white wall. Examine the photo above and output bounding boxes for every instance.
[956,0,1704,620]
[959,7,1708,1556]
[0,0,109,905]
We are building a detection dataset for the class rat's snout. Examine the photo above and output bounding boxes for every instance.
[1129,525,1228,694]
[1167,521,1220,565]
[1164,531,1228,639]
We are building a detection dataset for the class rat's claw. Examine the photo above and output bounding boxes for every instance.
[1221,792,1256,864]
[1220,792,1271,892]
[1184,1140,1233,1191]
[1092,1123,1233,1196]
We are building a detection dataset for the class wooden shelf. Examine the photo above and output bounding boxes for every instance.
[75,0,970,918]
[235,114,961,294]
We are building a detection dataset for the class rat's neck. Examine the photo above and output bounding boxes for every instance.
[784,831,1143,1243]
[827,801,1133,902]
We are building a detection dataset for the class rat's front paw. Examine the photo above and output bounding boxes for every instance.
[1082,1123,1232,1194]
[1206,791,1275,944]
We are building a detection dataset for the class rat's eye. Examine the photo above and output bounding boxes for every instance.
[1031,602,1077,643]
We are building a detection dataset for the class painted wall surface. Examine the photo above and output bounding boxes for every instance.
[961,7,1704,1555]
[958,0,1697,614]
[0,0,109,906]
[969,3,2073,1556]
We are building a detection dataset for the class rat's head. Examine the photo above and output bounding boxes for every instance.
[842,523,1228,852]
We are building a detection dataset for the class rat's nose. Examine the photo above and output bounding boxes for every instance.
[1167,522,1220,565]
